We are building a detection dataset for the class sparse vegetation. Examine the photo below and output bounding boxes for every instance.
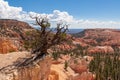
[64,60,68,71]
[9,49,16,53]
[70,44,88,57]
[52,52,60,60]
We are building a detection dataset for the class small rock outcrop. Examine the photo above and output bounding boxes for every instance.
[73,72,94,80]
[69,58,88,74]
[48,70,59,80]
[0,38,18,54]
[87,46,114,54]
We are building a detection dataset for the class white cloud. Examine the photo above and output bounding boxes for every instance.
[0,0,120,29]
[48,10,75,23]
[0,0,25,20]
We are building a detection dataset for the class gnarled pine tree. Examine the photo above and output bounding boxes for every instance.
[30,16,68,60]
[15,16,68,67]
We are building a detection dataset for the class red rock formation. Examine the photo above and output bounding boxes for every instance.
[73,38,88,47]
[70,64,87,74]
[55,43,75,51]
[73,29,120,46]
[73,72,94,80]
[0,19,34,53]
[87,46,114,54]
[48,70,59,80]
[70,59,88,74]
[0,19,32,29]
[0,19,32,39]
[73,38,97,47]
[0,38,18,54]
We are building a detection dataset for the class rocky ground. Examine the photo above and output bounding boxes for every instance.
[0,51,51,80]
[0,51,94,80]
[0,51,30,69]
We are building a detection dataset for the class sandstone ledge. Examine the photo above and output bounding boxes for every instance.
[0,52,52,80]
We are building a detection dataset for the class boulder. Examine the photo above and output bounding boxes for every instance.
[48,70,59,80]
[73,72,94,80]
[69,58,88,74]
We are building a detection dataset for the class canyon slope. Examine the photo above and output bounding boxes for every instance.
[72,29,120,54]
[0,19,33,53]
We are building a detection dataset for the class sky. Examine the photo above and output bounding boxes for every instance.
[0,0,120,29]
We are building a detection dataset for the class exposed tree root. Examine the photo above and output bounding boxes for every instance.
[14,53,46,68]
[0,53,46,73]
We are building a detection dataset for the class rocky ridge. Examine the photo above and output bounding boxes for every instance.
[72,29,120,54]
[0,19,34,53]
